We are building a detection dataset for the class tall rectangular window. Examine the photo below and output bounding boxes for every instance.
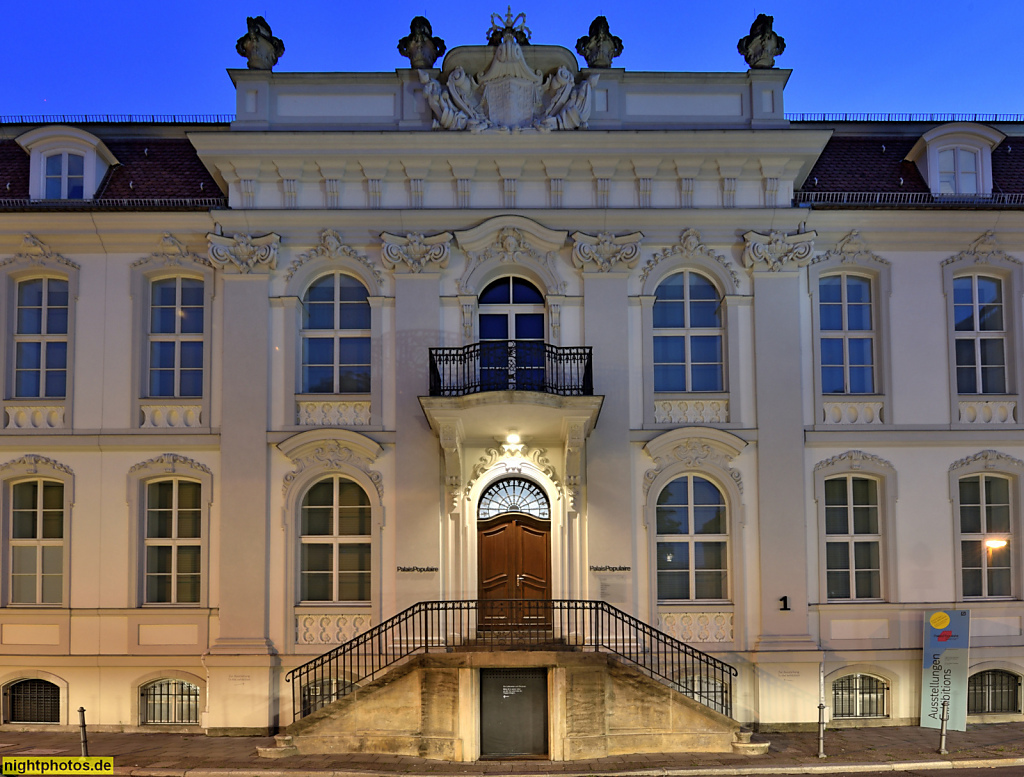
[953,275,1006,394]
[14,278,68,399]
[824,476,882,600]
[959,475,1012,598]
[653,272,724,393]
[10,480,64,605]
[145,479,202,604]
[819,274,874,394]
[149,278,204,398]
[301,274,371,394]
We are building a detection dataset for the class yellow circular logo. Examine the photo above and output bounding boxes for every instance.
[930,611,951,630]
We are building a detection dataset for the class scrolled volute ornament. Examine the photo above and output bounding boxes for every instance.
[737,13,785,69]
[741,230,815,272]
[236,16,285,70]
[206,232,281,274]
[571,231,643,272]
[379,231,453,273]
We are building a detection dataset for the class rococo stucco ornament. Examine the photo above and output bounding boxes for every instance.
[643,439,743,498]
[814,450,894,473]
[639,229,739,288]
[576,16,623,68]
[737,14,785,69]
[457,226,567,295]
[419,8,597,132]
[236,16,285,70]
[282,441,384,501]
[1,234,79,270]
[286,229,383,289]
[941,231,1021,268]
[398,16,446,69]
[131,233,212,269]
[0,454,74,477]
[741,229,816,272]
[207,232,281,274]
[813,230,890,268]
[949,449,1024,473]
[380,231,453,273]
[570,231,642,272]
[129,453,212,477]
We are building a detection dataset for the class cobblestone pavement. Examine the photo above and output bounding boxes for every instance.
[0,723,1022,775]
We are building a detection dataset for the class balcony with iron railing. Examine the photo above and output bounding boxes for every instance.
[428,341,593,397]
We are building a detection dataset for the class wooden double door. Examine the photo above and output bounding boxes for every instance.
[477,513,551,629]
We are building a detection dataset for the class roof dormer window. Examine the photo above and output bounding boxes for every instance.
[46,152,85,200]
[905,122,1004,198]
[15,125,118,201]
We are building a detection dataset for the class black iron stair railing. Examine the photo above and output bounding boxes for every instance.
[285,599,737,721]
[428,341,593,397]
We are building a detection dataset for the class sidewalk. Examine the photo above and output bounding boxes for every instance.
[1,723,1023,776]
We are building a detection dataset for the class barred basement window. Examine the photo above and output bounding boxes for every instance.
[832,673,888,718]
[5,679,60,723]
[968,670,1021,714]
[300,678,355,717]
[139,679,200,724]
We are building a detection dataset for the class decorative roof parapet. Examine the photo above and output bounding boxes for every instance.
[741,229,816,272]
[398,16,446,69]
[812,230,889,267]
[941,231,1021,267]
[949,449,1024,472]
[380,231,453,273]
[1,234,79,270]
[132,233,213,269]
[236,16,284,70]
[570,231,643,272]
[737,14,785,69]
[576,16,623,68]
[207,232,280,274]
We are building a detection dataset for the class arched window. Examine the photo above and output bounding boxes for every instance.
[823,475,882,600]
[299,476,371,602]
[653,271,723,393]
[939,147,980,195]
[10,479,65,605]
[4,679,60,723]
[958,474,1012,598]
[478,276,546,391]
[144,479,202,604]
[44,152,85,200]
[832,673,888,718]
[968,670,1021,714]
[818,274,875,395]
[139,679,200,724]
[301,274,371,395]
[655,475,728,601]
[478,478,549,521]
[14,277,68,399]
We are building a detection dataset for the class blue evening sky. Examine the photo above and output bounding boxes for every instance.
[3,0,1021,118]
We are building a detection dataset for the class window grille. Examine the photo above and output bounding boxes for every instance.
[832,673,888,718]
[5,679,60,723]
[968,670,1021,714]
[140,679,200,724]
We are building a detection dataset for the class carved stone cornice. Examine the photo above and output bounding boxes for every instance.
[380,231,453,273]
[813,230,889,267]
[814,449,894,473]
[131,233,213,269]
[128,453,212,476]
[941,231,1021,267]
[1,234,79,270]
[949,449,1024,473]
[643,438,743,498]
[285,229,383,290]
[0,454,73,477]
[570,231,643,273]
[282,440,384,501]
[741,229,816,272]
[206,232,280,274]
[639,228,738,289]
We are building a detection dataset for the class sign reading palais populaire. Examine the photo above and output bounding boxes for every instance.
[920,610,970,731]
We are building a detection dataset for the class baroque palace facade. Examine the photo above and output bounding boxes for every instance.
[0,10,1022,759]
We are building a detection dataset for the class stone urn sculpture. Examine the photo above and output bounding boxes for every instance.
[737,14,785,68]
[398,16,446,69]
[236,15,285,70]
[576,16,623,68]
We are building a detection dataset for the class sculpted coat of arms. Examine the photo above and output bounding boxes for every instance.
[420,8,597,133]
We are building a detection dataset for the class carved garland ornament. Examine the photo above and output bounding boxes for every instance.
[380,231,453,273]
[282,441,384,501]
[741,229,816,272]
[0,234,80,270]
[570,231,643,272]
[457,227,566,295]
[207,232,280,274]
[814,450,894,472]
[0,454,74,477]
[949,449,1024,472]
[128,453,212,476]
[131,233,213,269]
[941,231,1022,268]
[643,439,743,497]
[639,229,738,288]
[285,229,383,288]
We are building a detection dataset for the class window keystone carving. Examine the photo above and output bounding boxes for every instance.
[128,453,213,477]
[0,454,74,477]
[131,233,213,270]
[950,449,1024,473]
[380,231,453,273]
[206,232,281,274]
[814,450,894,473]
[1,234,79,271]
[285,229,383,290]
[813,230,890,267]
[643,438,743,497]
[282,441,383,501]
[639,229,738,289]
[741,229,816,272]
[465,443,560,499]
[570,231,643,273]
[941,231,1021,268]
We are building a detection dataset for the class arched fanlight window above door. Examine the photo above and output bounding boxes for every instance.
[478,478,549,521]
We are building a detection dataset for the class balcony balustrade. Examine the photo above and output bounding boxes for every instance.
[429,341,593,397]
